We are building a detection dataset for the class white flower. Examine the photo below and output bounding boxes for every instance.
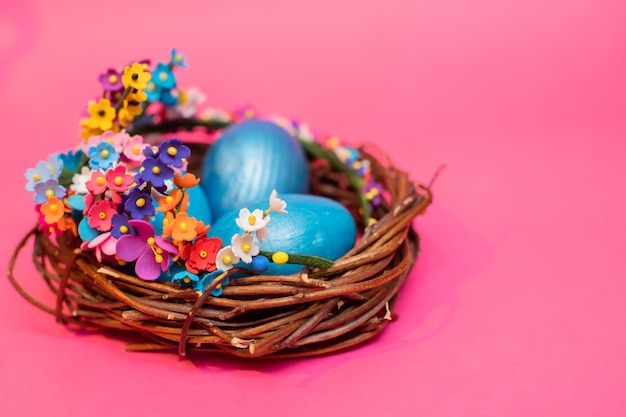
[268,189,287,214]
[231,233,259,264]
[70,166,93,194]
[269,115,296,136]
[216,245,240,271]
[256,227,269,242]
[173,87,206,119]
[296,122,315,142]
[201,108,231,122]
[235,208,270,232]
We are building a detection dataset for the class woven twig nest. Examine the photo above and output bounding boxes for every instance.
[10,137,432,359]
[8,52,433,359]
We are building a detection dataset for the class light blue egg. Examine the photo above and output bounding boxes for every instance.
[151,185,212,235]
[208,194,357,275]
[201,119,309,220]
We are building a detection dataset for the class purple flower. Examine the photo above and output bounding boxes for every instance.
[124,189,155,219]
[111,213,136,238]
[158,138,190,168]
[363,178,384,208]
[99,68,123,92]
[33,178,66,204]
[116,220,178,280]
[25,161,53,191]
[140,157,173,187]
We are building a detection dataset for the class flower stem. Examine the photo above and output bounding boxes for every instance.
[114,87,132,113]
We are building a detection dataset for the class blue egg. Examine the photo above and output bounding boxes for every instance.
[201,119,309,220]
[151,185,212,235]
[208,194,357,275]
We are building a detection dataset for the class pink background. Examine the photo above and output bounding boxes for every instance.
[1,0,625,415]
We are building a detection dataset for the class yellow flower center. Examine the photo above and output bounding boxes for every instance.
[223,255,232,265]
[175,54,182,62]
[167,146,177,156]
[114,176,123,186]
[119,225,128,234]
[155,254,164,263]
[199,250,207,259]
[166,196,174,203]
[96,177,106,186]
[152,166,161,175]
[48,226,55,234]
[272,251,289,264]
[99,212,106,220]
[132,145,140,155]
[241,243,251,252]
[156,247,163,254]
[183,277,191,284]
[147,237,155,245]
[32,173,41,181]
[244,109,254,118]
[109,74,118,84]
[100,149,109,158]
[159,72,168,81]
[179,222,187,232]
[49,204,58,212]
[148,83,155,91]
[248,215,257,225]
[178,90,188,105]
[136,198,146,208]
[45,189,55,198]
[352,161,362,170]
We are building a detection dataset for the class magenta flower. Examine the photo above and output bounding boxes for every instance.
[81,232,117,263]
[116,220,178,280]
[99,68,123,92]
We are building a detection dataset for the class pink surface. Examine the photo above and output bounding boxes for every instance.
[1,0,625,415]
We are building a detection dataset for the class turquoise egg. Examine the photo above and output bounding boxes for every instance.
[152,185,212,235]
[201,119,309,220]
[208,194,357,275]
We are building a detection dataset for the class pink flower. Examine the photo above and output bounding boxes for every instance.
[122,134,147,164]
[81,232,117,262]
[86,170,107,194]
[105,165,133,193]
[87,200,117,231]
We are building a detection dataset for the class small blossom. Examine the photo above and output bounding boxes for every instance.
[88,142,119,170]
[172,269,200,285]
[173,87,205,118]
[173,172,200,189]
[122,134,147,164]
[201,108,231,122]
[127,88,147,103]
[216,245,240,271]
[158,138,189,168]
[87,200,117,231]
[33,178,66,204]
[25,161,53,192]
[181,235,222,274]
[99,68,123,92]
[124,189,154,219]
[81,231,117,263]
[231,233,259,264]
[235,208,270,233]
[118,100,143,127]
[85,170,108,194]
[256,227,269,243]
[170,212,198,242]
[156,188,182,212]
[84,98,116,131]
[58,149,85,173]
[145,82,161,102]
[70,166,92,195]
[111,213,135,238]
[140,157,173,187]
[170,48,187,68]
[152,62,176,89]
[105,165,133,193]
[116,220,178,281]
[122,63,151,91]
[40,197,65,224]
[268,189,288,214]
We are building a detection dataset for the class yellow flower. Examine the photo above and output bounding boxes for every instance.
[128,88,147,103]
[118,100,143,127]
[85,98,116,131]
[79,118,103,140]
[122,63,151,90]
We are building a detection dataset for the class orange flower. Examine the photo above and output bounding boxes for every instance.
[173,172,200,189]
[195,220,210,235]
[170,212,198,242]
[162,211,175,239]
[40,197,65,224]
[156,189,182,212]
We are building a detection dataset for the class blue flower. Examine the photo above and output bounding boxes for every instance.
[161,89,178,107]
[158,138,190,168]
[140,157,173,187]
[111,213,135,238]
[88,142,119,170]
[172,269,200,286]
[152,62,176,89]
[145,82,161,103]
[33,178,66,204]
[58,150,84,173]
[25,160,53,191]
[170,48,187,68]
[124,189,155,219]
[47,154,64,178]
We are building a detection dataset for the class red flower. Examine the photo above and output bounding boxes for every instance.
[181,235,222,274]
[105,165,134,193]
[86,170,107,194]
[87,200,117,231]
